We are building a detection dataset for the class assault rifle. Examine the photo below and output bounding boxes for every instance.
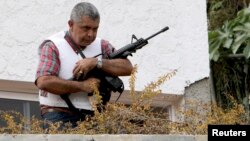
[61,26,169,113]
[87,26,169,102]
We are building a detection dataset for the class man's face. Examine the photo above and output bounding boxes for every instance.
[68,16,99,46]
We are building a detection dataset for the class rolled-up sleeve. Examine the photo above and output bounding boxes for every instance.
[35,41,60,85]
[101,39,116,58]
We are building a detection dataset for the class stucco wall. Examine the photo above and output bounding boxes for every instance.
[0,0,209,95]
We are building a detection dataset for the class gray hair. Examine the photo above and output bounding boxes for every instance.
[70,2,100,22]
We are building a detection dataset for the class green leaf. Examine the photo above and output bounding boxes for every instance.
[210,1,223,11]
[242,7,250,15]
[209,39,221,61]
[208,31,219,40]
[231,33,247,54]
[223,38,233,48]
[210,49,220,61]
[209,38,221,53]
[209,7,250,60]
[234,25,246,32]
[244,23,250,30]
[234,23,250,34]
[243,40,250,59]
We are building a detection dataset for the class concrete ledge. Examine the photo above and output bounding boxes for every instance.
[0,134,207,141]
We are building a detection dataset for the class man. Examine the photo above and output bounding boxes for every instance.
[35,2,133,129]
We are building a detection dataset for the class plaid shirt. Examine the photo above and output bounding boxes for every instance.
[35,32,115,84]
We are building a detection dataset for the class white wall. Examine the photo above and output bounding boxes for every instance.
[0,0,209,95]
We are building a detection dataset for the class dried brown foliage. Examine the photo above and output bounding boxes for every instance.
[0,66,248,134]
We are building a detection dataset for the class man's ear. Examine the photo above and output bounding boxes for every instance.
[68,20,73,31]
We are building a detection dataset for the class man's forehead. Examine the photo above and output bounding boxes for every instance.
[76,16,99,26]
[81,16,99,22]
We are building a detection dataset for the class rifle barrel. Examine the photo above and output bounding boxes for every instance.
[145,26,169,41]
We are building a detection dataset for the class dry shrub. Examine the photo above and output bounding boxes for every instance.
[0,66,248,134]
[172,96,248,135]
[0,111,24,133]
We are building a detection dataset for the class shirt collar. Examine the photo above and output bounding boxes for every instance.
[64,31,86,54]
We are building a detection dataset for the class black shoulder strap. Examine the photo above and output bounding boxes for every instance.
[60,94,81,115]
[59,31,86,114]
[64,31,86,58]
